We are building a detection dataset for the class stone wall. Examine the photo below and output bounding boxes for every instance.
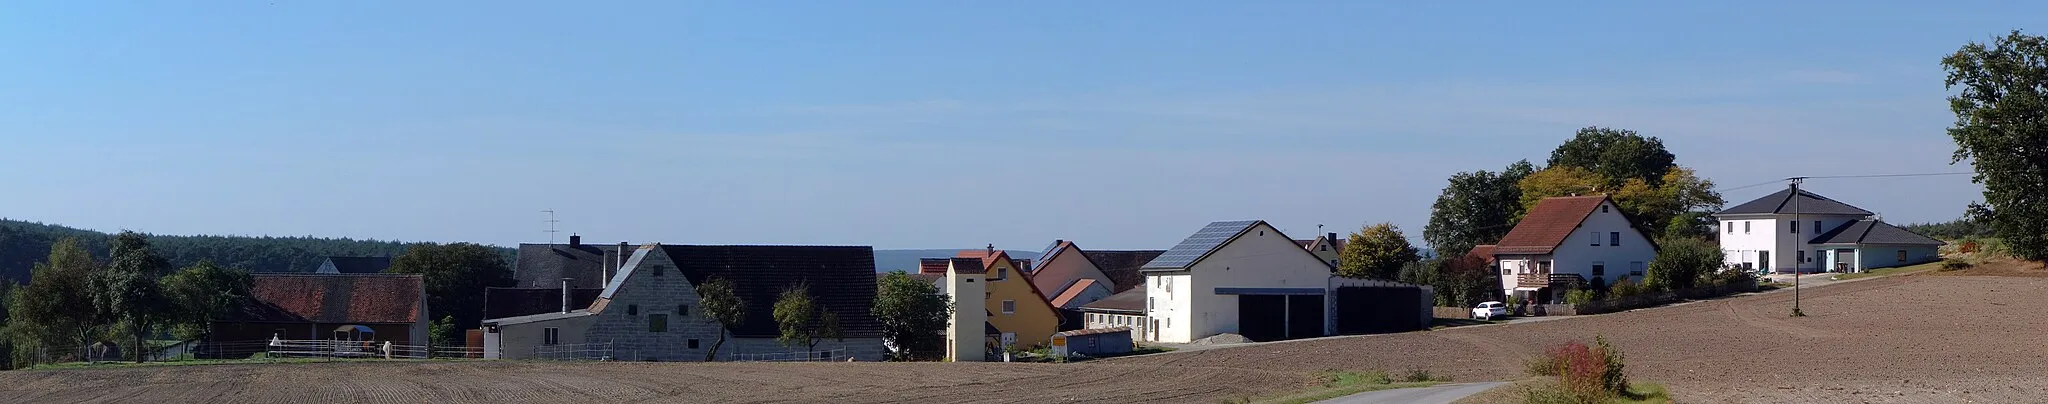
[584,248,728,362]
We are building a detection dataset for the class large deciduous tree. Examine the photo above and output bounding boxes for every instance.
[772,283,841,354]
[386,243,514,344]
[7,238,100,364]
[1338,223,1420,280]
[872,271,950,361]
[1425,160,1536,257]
[1942,30,2048,262]
[1644,238,1725,291]
[1548,127,1678,189]
[1521,165,1722,241]
[697,277,745,361]
[94,232,172,363]
[159,260,253,342]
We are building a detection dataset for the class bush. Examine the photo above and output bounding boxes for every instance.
[1941,259,1974,271]
[1525,337,1630,403]
[1564,290,1597,305]
[1608,279,1645,299]
[1402,369,1448,382]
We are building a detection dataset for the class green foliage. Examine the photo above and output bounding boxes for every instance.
[1607,279,1647,299]
[7,238,101,365]
[1564,290,1598,305]
[159,260,253,341]
[1526,337,1631,404]
[1595,336,1630,394]
[386,243,512,334]
[1904,217,1995,240]
[697,277,744,361]
[1547,126,1678,190]
[1424,160,1535,257]
[872,271,951,361]
[772,283,841,351]
[1644,238,1725,291]
[0,219,504,284]
[1396,260,1439,290]
[1943,31,2048,262]
[1337,223,1419,280]
[1401,369,1448,383]
[94,232,172,362]
[1523,128,1724,238]
[429,315,457,347]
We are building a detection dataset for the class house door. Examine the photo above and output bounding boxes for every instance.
[1148,319,1160,341]
[1758,251,1771,274]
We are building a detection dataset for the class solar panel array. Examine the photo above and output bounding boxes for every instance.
[1141,220,1261,269]
[1037,240,1066,265]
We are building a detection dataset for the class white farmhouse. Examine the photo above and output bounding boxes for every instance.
[1496,195,1658,304]
[1139,220,1430,343]
[1714,186,1944,273]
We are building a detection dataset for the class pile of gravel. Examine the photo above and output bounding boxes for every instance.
[1188,333,1252,346]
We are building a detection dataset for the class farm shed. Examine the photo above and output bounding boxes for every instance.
[1054,327,1133,357]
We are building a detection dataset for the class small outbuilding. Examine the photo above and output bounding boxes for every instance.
[1052,327,1133,358]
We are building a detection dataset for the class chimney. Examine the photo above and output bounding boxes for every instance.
[569,234,581,247]
[1329,232,1339,243]
[560,278,572,313]
[613,241,628,285]
[987,243,995,255]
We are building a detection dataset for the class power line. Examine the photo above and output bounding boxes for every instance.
[1715,179,1784,193]
[1802,172,1977,180]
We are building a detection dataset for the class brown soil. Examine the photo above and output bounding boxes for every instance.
[6,274,2048,403]
[1927,257,2048,277]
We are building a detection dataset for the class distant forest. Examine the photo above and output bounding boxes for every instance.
[0,219,514,283]
[1901,217,1994,240]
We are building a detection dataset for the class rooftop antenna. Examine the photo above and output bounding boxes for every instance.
[542,210,560,244]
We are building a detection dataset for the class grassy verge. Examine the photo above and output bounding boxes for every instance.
[1614,382,1672,403]
[1451,378,1669,404]
[1223,370,1449,404]
[1832,261,1943,281]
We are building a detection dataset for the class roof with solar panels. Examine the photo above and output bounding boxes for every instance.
[1140,220,1265,271]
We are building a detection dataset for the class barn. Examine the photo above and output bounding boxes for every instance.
[1140,220,1432,343]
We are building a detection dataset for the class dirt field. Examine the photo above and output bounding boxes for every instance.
[5,268,2047,403]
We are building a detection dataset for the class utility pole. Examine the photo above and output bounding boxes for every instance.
[1788,177,1807,317]
[542,210,560,245]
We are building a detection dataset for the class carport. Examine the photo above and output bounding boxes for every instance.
[1219,288,1325,342]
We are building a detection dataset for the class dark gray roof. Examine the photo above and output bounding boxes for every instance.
[1078,287,1145,313]
[1143,220,1262,270]
[1081,250,1165,292]
[512,243,632,289]
[1810,220,1946,246]
[663,245,883,339]
[1717,187,1873,216]
[319,256,392,274]
[483,287,604,320]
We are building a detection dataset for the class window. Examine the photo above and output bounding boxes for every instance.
[1601,204,1609,213]
[1898,250,1908,263]
[1630,261,1644,276]
[677,304,689,316]
[688,339,700,349]
[1320,245,1329,251]
[1791,220,1799,234]
[1589,232,1601,246]
[1726,222,1734,234]
[543,327,560,346]
[649,314,668,332]
[1501,265,1511,276]
[1148,297,1154,311]
[1592,262,1606,276]
[1814,220,1822,234]
[997,267,1008,280]
[1744,221,1751,234]
[627,305,638,316]
[1797,250,1806,264]
[1609,232,1620,246]
[1002,300,1016,314]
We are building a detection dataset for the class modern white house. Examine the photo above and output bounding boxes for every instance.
[1139,220,1430,343]
[1496,195,1658,303]
[1714,186,1944,273]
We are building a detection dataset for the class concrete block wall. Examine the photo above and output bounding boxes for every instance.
[584,249,728,362]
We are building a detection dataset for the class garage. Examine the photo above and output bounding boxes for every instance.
[1334,286,1424,335]
[1227,288,1327,342]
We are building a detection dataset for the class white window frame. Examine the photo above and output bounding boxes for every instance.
[1002,300,1016,314]
[1589,232,1600,246]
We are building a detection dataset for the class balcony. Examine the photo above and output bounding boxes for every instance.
[1516,273,1587,289]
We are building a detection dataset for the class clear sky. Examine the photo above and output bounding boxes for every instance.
[0,2,2034,250]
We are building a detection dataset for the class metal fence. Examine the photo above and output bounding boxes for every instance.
[533,342,614,361]
[727,349,849,362]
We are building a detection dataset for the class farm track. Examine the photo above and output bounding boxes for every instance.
[6,271,2048,403]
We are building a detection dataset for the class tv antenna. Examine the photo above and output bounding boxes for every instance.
[542,210,560,244]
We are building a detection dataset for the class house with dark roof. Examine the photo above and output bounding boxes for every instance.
[1496,195,1657,304]
[481,244,886,361]
[1027,239,1165,310]
[510,235,633,289]
[213,273,428,349]
[1140,220,1431,343]
[1077,288,1148,338]
[315,256,392,274]
[1714,186,1944,273]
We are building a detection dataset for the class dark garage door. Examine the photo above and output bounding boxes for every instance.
[1237,294,1327,342]
[1335,287,1423,335]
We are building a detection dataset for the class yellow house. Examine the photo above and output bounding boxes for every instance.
[956,246,1061,349]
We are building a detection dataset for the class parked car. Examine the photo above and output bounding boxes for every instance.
[1472,301,1508,320]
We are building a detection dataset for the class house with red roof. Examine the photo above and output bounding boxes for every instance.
[1027,239,1164,310]
[213,273,428,348]
[1496,195,1657,304]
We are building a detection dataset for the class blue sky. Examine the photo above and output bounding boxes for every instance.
[0,2,2032,250]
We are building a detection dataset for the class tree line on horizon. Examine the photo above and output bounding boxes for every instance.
[0,219,514,284]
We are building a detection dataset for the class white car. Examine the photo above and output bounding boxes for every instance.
[1472,301,1508,320]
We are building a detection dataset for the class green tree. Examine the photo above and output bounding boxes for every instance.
[386,242,513,344]
[772,283,842,353]
[428,315,457,347]
[1425,160,1536,257]
[1942,30,2048,262]
[159,260,253,342]
[7,238,101,364]
[1516,166,1607,213]
[1547,126,1677,189]
[697,277,745,361]
[872,271,951,361]
[1338,223,1420,280]
[93,232,171,363]
[0,279,15,370]
[1644,238,1725,291]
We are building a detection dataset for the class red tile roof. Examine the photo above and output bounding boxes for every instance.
[1494,195,1609,255]
[1048,278,1100,307]
[954,249,1027,271]
[918,258,951,274]
[242,274,424,324]
[1466,245,1497,262]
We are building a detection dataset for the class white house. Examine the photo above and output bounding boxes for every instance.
[1714,186,1944,273]
[1139,220,1431,343]
[1496,195,1658,304]
[943,257,988,362]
